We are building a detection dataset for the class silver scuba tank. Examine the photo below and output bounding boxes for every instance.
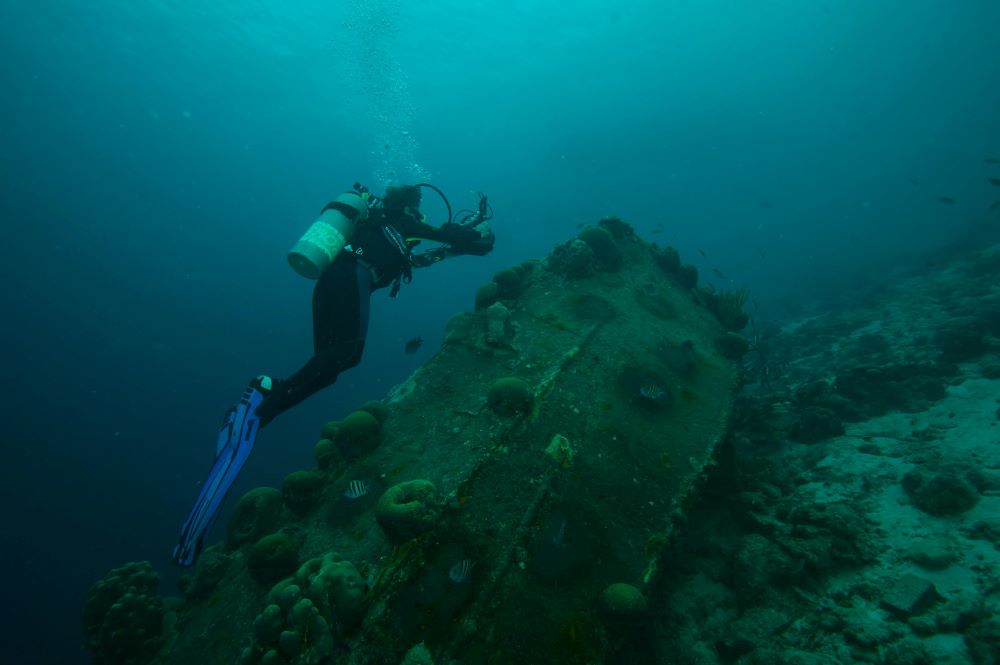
[286,191,369,279]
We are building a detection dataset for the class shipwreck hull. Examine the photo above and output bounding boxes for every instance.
[359,263,739,663]
[87,226,741,665]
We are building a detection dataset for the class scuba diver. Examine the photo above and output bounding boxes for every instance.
[173,183,494,566]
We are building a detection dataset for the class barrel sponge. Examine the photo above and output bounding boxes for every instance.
[314,438,336,470]
[375,480,440,542]
[488,377,534,417]
[492,268,523,298]
[600,583,647,617]
[228,487,283,547]
[486,302,511,344]
[332,410,383,459]
[578,226,623,270]
[282,470,326,515]
[82,561,165,664]
[248,532,301,586]
[475,282,501,311]
[294,552,368,629]
[357,400,391,425]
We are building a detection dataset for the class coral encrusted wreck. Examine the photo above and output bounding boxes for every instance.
[83,219,742,664]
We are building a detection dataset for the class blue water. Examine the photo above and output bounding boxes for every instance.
[1,2,998,663]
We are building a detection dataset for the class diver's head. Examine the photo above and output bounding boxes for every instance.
[383,185,422,214]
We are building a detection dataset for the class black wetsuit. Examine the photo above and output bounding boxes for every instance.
[256,201,492,427]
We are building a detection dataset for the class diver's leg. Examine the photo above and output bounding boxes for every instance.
[312,256,372,359]
[256,258,372,426]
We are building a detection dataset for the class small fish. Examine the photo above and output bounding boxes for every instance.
[759,201,772,209]
[343,480,370,500]
[403,336,423,354]
[985,158,1000,164]
[639,384,666,401]
[756,247,765,260]
[989,200,1000,211]
[939,196,956,204]
[697,248,707,258]
[712,268,729,280]
[448,559,476,583]
[907,178,920,185]
[988,178,1000,187]
[651,228,663,234]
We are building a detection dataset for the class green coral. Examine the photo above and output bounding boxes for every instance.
[600,583,647,618]
[578,225,623,271]
[597,215,634,240]
[313,439,336,470]
[251,602,284,646]
[82,561,166,665]
[228,487,284,547]
[243,553,367,664]
[475,282,501,311]
[547,239,595,278]
[293,552,367,629]
[487,377,534,417]
[677,263,698,289]
[248,532,301,586]
[486,302,511,344]
[314,402,388,469]
[545,434,576,467]
[330,410,383,460]
[243,591,332,665]
[400,642,435,665]
[656,246,681,275]
[375,480,440,542]
[282,471,326,515]
[357,400,391,425]
[492,268,523,298]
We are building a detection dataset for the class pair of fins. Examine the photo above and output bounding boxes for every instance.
[172,376,271,567]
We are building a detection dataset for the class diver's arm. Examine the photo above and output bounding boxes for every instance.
[399,215,495,256]
[395,214,448,242]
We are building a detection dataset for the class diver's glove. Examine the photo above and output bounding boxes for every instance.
[440,221,495,256]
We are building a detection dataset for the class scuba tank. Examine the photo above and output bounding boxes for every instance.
[286,190,370,279]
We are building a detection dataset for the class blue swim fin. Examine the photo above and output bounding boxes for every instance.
[172,376,271,567]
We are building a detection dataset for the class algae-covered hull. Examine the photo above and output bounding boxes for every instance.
[85,223,741,665]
